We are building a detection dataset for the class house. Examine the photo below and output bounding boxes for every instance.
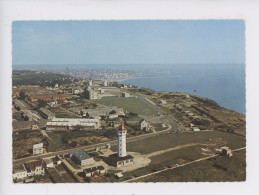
[159,100,167,105]
[85,88,98,100]
[39,107,55,119]
[13,99,30,111]
[110,121,122,128]
[220,146,233,157]
[33,143,43,154]
[95,144,110,153]
[13,164,28,180]
[84,166,106,177]
[102,81,108,87]
[86,80,93,86]
[115,172,123,178]
[72,88,81,94]
[31,124,39,130]
[25,159,45,176]
[98,88,105,93]
[188,123,195,128]
[69,149,94,166]
[46,118,100,130]
[22,110,40,121]
[122,92,130,97]
[43,158,54,168]
[192,127,200,131]
[139,119,151,131]
[108,153,134,168]
[108,114,119,119]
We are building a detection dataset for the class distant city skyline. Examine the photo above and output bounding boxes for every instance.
[12,20,245,65]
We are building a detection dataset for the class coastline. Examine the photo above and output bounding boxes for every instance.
[114,75,182,82]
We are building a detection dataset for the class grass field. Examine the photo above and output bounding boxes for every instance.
[110,131,246,154]
[13,130,46,159]
[134,149,246,182]
[149,145,207,165]
[47,132,67,152]
[96,97,158,116]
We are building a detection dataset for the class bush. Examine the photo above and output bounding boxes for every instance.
[70,141,77,147]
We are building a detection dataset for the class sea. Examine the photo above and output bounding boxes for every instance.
[13,63,246,114]
[120,64,246,115]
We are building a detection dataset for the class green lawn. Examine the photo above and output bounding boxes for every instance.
[124,131,246,155]
[96,97,158,116]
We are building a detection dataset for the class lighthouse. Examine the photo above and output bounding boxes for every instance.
[108,123,134,167]
[117,123,127,157]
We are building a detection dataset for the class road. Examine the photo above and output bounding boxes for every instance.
[13,127,173,166]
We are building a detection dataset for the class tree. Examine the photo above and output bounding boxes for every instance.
[37,100,47,108]
[109,110,116,114]
[19,91,26,100]
[70,141,77,147]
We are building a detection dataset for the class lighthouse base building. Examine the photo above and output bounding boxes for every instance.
[108,154,134,167]
[108,123,134,167]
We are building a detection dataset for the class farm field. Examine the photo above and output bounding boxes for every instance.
[111,130,246,155]
[96,97,158,116]
[134,149,246,182]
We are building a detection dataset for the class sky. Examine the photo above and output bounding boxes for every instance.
[12,20,245,65]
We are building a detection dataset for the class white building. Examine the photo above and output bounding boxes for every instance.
[220,146,233,157]
[108,124,134,167]
[13,164,28,180]
[117,123,127,157]
[31,124,39,130]
[22,110,40,121]
[46,118,100,130]
[86,88,98,100]
[102,80,108,87]
[86,80,93,86]
[159,100,167,105]
[84,166,105,177]
[122,92,130,97]
[43,158,54,168]
[140,119,151,130]
[192,127,200,131]
[25,160,45,176]
[33,143,43,154]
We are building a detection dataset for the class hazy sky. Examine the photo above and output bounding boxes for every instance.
[12,20,245,65]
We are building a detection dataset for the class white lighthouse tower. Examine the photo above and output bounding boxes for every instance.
[117,123,127,157]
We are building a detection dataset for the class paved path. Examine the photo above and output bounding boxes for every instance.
[145,142,214,158]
